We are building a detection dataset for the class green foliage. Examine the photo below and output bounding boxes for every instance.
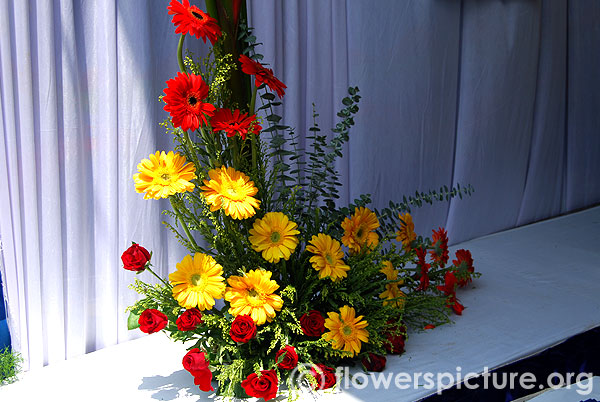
[0,347,23,386]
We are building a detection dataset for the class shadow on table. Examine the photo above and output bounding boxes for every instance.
[139,369,203,401]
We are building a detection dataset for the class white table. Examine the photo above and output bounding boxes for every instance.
[1,207,599,402]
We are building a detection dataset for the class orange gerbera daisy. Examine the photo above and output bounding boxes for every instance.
[322,305,369,357]
[396,212,416,249]
[341,207,379,254]
[200,166,260,219]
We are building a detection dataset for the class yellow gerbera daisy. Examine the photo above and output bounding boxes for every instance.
[341,207,379,254]
[306,233,350,281]
[249,212,299,263]
[396,212,416,249]
[224,269,284,325]
[133,151,196,200]
[379,280,406,309]
[322,305,369,357]
[169,253,226,310]
[200,166,260,219]
[380,260,397,280]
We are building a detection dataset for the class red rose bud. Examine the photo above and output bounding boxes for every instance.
[275,345,298,370]
[310,364,337,390]
[176,308,203,331]
[138,309,168,334]
[121,243,151,272]
[384,323,406,355]
[361,353,387,372]
[230,315,257,343]
[424,324,436,330]
[182,349,213,392]
[300,310,325,337]
[241,369,278,401]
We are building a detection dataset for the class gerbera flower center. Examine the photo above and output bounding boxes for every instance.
[325,254,334,265]
[188,95,198,106]
[191,10,204,20]
[248,288,259,298]
[161,173,172,181]
[270,231,281,243]
[356,224,367,240]
[342,325,353,337]
[191,274,204,287]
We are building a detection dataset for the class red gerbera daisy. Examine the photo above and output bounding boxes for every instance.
[415,247,430,291]
[211,108,262,140]
[436,271,458,296]
[167,0,222,45]
[453,249,475,288]
[239,55,287,98]
[448,295,464,315]
[163,72,216,132]
[430,227,449,267]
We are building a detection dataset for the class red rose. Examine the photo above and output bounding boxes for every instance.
[182,348,213,392]
[361,353,386,372]
[138,309,168,334]
[275,345,298,370]
[121,243,151,272]
[230,315,256,343]
[310,364,337,390]
[176,308,203,331]
[300,310,325,337]
[241,369,278,401]
[384,322,406,355]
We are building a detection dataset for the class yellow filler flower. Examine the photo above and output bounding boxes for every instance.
[322,305,369,357]
[306,233,350,281]
[133,151,196,199]
[200,166,260,219]
[341,207,379,254]
[169,253,226,310]
[249,212,299,263]
[224,269,284,325]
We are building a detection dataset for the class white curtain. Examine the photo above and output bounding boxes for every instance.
[1,0,599,371]
[0,0,202,369]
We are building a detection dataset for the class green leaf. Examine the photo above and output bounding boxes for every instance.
[127,311,141,330]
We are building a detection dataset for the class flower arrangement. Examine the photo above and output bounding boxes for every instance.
[123,0,479,399]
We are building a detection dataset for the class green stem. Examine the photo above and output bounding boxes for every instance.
[170,197,200,251]
[249,85,258,115]
[177,34,187,73]
[249,86,258,171]
[145,266,171,289]
[280,259,287,283]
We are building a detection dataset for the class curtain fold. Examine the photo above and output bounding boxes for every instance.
[1,0,599,371]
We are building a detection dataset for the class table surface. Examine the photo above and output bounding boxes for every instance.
[1,206,599,402]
